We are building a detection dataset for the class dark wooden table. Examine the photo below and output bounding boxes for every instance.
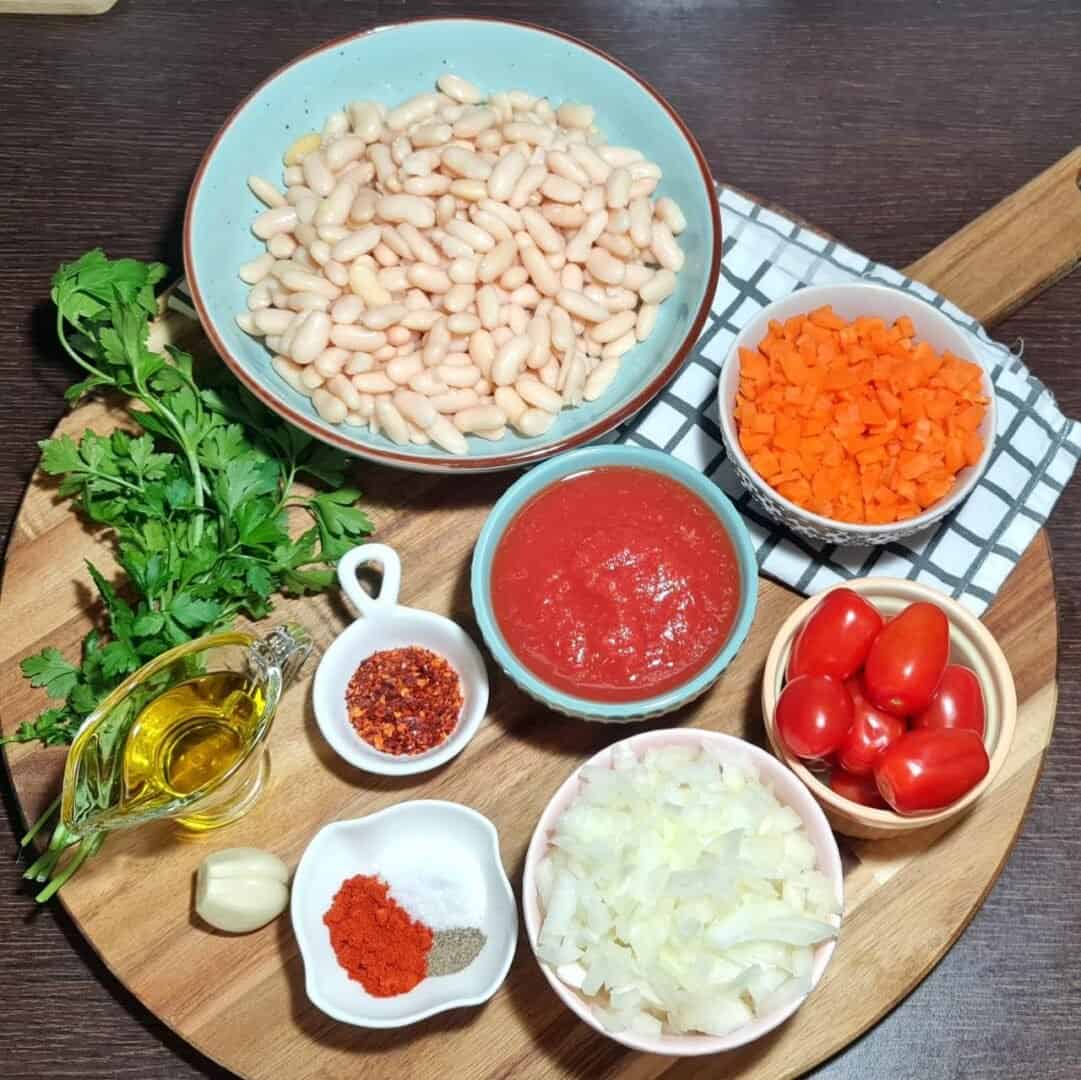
[1,2,1079,1077]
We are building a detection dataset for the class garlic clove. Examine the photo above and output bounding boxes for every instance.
[195,848,291,933]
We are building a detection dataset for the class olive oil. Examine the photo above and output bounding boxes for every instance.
[120,672,267,819]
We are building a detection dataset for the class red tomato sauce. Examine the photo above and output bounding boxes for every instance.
[491,466,742,702]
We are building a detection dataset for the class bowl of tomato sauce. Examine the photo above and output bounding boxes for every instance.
[471,446,759,721]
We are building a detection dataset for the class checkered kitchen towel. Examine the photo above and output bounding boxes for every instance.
[613,188,1081,615]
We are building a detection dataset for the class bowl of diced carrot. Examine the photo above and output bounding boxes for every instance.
[718,283,996,544]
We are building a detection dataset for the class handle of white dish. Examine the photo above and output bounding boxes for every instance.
[337,544,402,619]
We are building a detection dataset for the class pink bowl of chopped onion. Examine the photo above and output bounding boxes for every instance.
[522,728,844,1055]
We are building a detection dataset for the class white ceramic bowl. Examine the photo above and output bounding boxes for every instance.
[762,578,1017,840]
[522,728,844,1056]
[292,801,518,1027]
[312,543,488,775]
[717,282,997,544]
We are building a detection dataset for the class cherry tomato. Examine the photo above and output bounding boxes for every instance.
[912,665,986,737]
[874,728,989,814]
[787,588,884,681]
[837,676,907,775]
[775,674,853,760]
[830,767,889,809]
[863,601,949,716]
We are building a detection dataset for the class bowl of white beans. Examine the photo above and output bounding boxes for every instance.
[184,18,721,472]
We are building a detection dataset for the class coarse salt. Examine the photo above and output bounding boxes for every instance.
[359,844,487,931]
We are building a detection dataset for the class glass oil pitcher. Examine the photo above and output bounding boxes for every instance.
[24,625,311,901]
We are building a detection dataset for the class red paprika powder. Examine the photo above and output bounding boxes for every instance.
[323,873,433,997]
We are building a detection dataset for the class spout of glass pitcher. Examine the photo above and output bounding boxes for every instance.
[248,624,314,693]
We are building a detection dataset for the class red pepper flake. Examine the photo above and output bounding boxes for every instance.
[346,646,463,756]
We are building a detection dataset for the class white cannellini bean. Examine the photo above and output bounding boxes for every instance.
[349,262,392,306]
[449,178,489,202]
[651,220,685,271]
[312,388,347,423]
[283,132,321,166]
[487,149,528,201]
[448,257,478,285]
[479,199,522,231]
[446,218,496,253]
[308,239,331,265]
[301,150,334,197]
[437,74,483,104]
[374,398,410,444]
[282,164,305,187]
[655,195,687,234]
[447,312,480,335]
[491,334,531,385]
[349,101,383,142]
[330,325,387,352]
[252,205,298,239]
[442,145,493,181]
[557,288,609,323]
[601,329,637,359]
[351,371,397,395]
[469,329,496,374]
[510,284,541,308]
[540,175,583,204]
[377,194,435,228]
[315,181,358,227]
[251,308,293,335]
[516,375,562,413]
[410,122,452,149]
[331,225,381,262]
[350,188,379,224]
[314,347,350,378]
[286,291,330,313]
[453,107,498,139]
[272,355,305,392]
[583,356,620,400]
[520,245,560,297]
[586,247,626,286]
[508,164,548,208]
[330,294,364,325]
[346,352,375,374]
[589,309,637,345]
[493,385,528,423]
[267,233,297,257]
[427,415,469,454]
[401,308,442,332]
[281,270,340,298]
[557,101,594,129]
[236,311,260,335]
[628,177,658,200]
[635,303,659,341]
[394,389,439,429]
[408,369,447,396]
[526,313,551,368]
[326,373,363,411]
[361,303,407,330]
[628,196,653,249]
[541,203,587,230]
[438,364,482,388]
[443,283,477,314]
[430,387,478,413]
[240,252,276,284]
[639,267,677,304]
[248,175,285,209]
[397,222,441,265]
[407,264,452,293]
[476,238,517,284]
[403,173,451,196]
[564,209,608,263]
[549,305,575,352]
[454,404,507,432]
[290,311,332,364]
[386,353,424,384]
[500,266,529,291]
[513,407,555,436]
[387,92,440,131]
[520,207,563,254]
[325,135,367,171]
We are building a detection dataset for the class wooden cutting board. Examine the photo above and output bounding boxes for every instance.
[2,146,1079,1079]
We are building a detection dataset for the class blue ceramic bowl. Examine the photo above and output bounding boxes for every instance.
[184,18,721,474]
[471,446,759,721]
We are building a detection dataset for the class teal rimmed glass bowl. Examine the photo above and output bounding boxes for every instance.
[470,446,759,721]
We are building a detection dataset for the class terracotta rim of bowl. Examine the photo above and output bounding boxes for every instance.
[183,17,723,471]
[761,578,1018,829]
[717,282,997,537]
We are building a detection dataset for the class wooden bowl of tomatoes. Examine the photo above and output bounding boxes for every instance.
[761,579,1017,840]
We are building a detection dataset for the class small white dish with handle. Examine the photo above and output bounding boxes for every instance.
[312,543,489,775]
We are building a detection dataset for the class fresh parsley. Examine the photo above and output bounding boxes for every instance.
[4,250,373,751]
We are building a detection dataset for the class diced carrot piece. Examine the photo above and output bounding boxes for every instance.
[740,430,771,455]
[809,305,846,331]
